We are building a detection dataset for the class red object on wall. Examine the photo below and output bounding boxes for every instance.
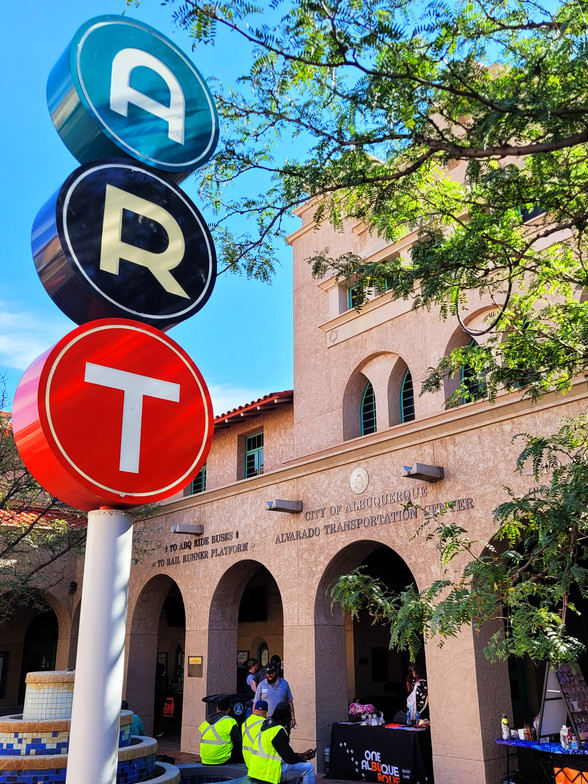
[12,319,213,511]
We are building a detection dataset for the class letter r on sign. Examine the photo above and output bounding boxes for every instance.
[84,363,180,473]
[100,184,189,299]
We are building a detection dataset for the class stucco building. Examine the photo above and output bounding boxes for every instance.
[2,196,587,784]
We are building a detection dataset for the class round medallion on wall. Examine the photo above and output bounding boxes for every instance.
[350,467,369,494]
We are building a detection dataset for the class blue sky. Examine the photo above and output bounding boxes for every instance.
[0,0,294,415]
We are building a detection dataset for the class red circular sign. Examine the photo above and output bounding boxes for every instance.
[12,319,213,511]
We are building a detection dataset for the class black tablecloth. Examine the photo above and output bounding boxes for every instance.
[328,723,433,784]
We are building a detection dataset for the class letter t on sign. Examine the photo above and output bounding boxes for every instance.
[84,362,180,473]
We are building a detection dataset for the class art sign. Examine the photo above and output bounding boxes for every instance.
[13,15,218,510]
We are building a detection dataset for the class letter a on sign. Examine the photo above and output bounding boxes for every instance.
[47,15,218,181]
[110,48,186,144]
[11,319,214,511]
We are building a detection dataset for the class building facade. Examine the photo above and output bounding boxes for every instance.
[2,197,587,784]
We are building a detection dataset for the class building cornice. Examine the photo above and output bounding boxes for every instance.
[154,380,588,518]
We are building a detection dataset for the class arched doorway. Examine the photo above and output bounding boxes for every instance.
[18,608,59,703]
[126,575,185,738]
[237,566,283,693]
[207,560,283,700]
[351,546,416,716]
[314,541,423,754]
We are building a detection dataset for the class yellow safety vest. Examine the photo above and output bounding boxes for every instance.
[199,714,237,764]
[242,714,265,767]
[247,724,284,783]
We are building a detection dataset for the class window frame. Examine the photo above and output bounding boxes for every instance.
[244,432,264,478]
[360,380,377,435]
[400,369,415,423]
[189,463,207,495]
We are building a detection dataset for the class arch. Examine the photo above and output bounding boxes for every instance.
[18,608,59,703]
[126,574,184,735]
[387,358,416,425]
[443,308,495,403]
[0,590,70,708]
[343,353,401,440]
[314,542,422,759]
[343,370,372,441]
[207,560,283,697]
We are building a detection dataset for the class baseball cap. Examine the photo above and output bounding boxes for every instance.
[266,663,277,674]
[255,700,269,711]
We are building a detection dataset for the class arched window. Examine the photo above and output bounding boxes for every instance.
[461,339,486,402]
[400,369,415,422]
[361,381,377,435]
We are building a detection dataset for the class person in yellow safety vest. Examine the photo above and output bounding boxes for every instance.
[199,697,243,764]
[247,701,315,784]
[242,699,268,766]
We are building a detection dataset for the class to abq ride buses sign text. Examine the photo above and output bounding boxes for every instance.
[13,16,218,511]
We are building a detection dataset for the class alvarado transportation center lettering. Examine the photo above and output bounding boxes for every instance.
[152,490,475,567]
[276,492,475,545]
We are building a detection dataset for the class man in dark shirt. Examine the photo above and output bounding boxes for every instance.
[199,696,243,764]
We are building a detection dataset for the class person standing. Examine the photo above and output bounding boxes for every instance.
[406,663,428,721]
[246,658,260,694]
[199,696,243,764]
[247,702,315,784]
[242,699,268,766]
[254,663,296,728]
[255,654,283,688]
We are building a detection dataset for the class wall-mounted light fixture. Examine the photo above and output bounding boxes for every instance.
[402,463,444,483]
[266,499,303,513]
[171,523,205,535]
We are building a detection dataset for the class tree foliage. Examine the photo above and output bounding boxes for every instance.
[0,387,86,623]
[165,0,588,663]
[168,0,588,401]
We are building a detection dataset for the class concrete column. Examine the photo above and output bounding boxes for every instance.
[66,509,134,784]
[427,627,511,784]
[181,628,210,753]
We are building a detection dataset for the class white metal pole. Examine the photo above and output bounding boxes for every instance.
[66,508,134,784]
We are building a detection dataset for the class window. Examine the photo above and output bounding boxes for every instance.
[189,463,206,494]
[461,339,486,402]
[400,369,415,422]
[521,204,545,222]
[361,381,377,435]
[348,284,362,310]
[245,432,264,477]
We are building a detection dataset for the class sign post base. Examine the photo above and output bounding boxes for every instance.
[66,508,134,784]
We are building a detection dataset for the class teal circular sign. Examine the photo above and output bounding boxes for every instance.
[47,16,219,181]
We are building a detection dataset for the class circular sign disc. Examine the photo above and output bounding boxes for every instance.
[47,15,219,179]
[32,160,216,329]
[12,319,213,511]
